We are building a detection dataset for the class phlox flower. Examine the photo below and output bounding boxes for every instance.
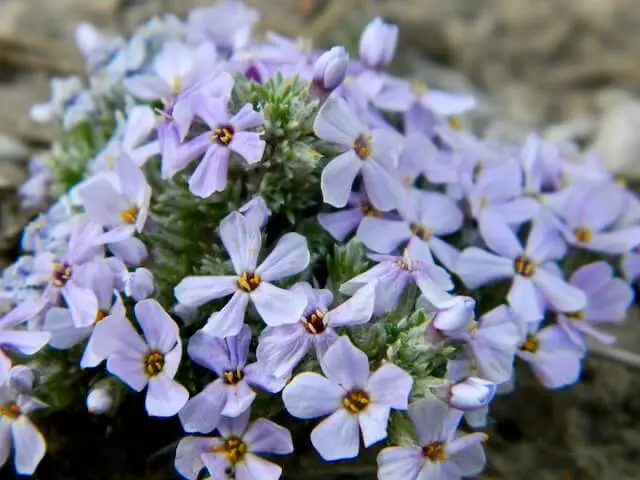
[557,261,633,350]
[282,336,412,460]
[457,215,586,324]
[358,188,463,271]
[0,369,47,475]
[175,410,293,480]
[257,282,376,378]
[29,76,95,129]
[516,325,585,389]
[78,154,151,243]
[179,326,285,434]
[169,96,265,197]
[340,242,454,315]
[313,93,401,211]
[377,396,487,480]
[175,212,309,337]
[318,190,386,242]
[0,301,51,373]
[396,133,458,187]
[106,299,188,417]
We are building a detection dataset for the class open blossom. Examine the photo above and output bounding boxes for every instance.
[106,299,188,417]
[283,336,412,460]
[517,325,585,389]
[171,96,266,197]
[313,93,401,211]
[358,188,463,271]
[78,154,151,243]
[179,326,286,434]
[175,212,309,337]
[257,282,376,378]
[377,396,487,480]
[359,17,398,70]
[341,242,454,315]
[175,410,293,480]
[0,369,47,475]
[318,190,385,242]
[0,301,51,373]
[550,182,640,254]
[457,215,586,324]
[557,261,633,350]
[44,261,126,368]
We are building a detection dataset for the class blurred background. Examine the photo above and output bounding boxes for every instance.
[1,1,640,478]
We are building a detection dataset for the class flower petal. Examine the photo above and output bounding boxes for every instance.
[250,282,306,327]
[179,381,226,434]
[282,372,343,419]
[174,436,217,480]
[310,409,360,460]
[377,446,423,480]
[244,418,293,455]
[446,434,487,476]
[188,146,230,198]
[313,93,363,146]
[12,416,46,475]
[187,330,231,374]
[361,159,401,212]
[222,380,255,417]
[321,336,370,390]
[256,324,311,378]
[256,233,310,282]
[134,299,179,352]
[146,374,189,417]
[456,247,514,289]
[219,211,261,274]
[357,217,411,253]
[478,212,523,258]
[202,291,250,338]
[507,275,544,325]
[174,275,238,307]
[318,208,363,242]
[229,131,265,165]
[534,268,587,314]
[359,403,391,447]
[328,282,376,327]
[321,150,362,208]
[235,453,282,480]
[366,363,413,409]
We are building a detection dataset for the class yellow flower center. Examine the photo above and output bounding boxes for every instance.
[213,437,248,464]
[95,309,109,324]
[521,333,539,353]
[302,309,326,334]
[410,223,432,240]
[171,76,182,94]
[223,369,245,385]
[144,351,165,377]
[411,80,428,95]
[422,441,447,462]
[353,134,372,160]
[52,262,72,287]
[211,126,234,146]
[565,310,585,321]
[360,201,382,218]
[574,227,592,243]
[342,390,370,414]
[448,116,464,130]
[120,205,138,224]
[513,254,536,277]
[0,403,20,419]
[237,272,261,292]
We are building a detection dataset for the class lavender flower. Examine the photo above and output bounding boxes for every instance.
[557,261,633,349]
[170,96,265,197]
[179,326,286,434]
[377,397,487,480]
[0,371,47,475]
[457,216,586,324]
[283,336,412,460]
[359,18,398,70]
[257,282,376,378]
[318,190,384,242]
[106,299,189,417]
[312,46,349,94]
[78,154,151,243]
[175,410,293,480]
[238,196,270,231]
[124,267,155,301]
[431,377,497,411]
[517,325,585,389]
[175,212,309,337]
[313,93,401,211]
[424,295,476,343]
[340,243,454,314]
[0,301,51,373]
[358,188,463,271]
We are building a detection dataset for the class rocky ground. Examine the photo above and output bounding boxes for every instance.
[1,1,640,479]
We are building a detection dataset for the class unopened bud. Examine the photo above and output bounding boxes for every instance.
[9,365,38,394]
[359,18,398,69]
[87,387,113,414]
[435,377,496,411]
[312,46,349,92]
[425,295,475,343]
[125,268,155,301]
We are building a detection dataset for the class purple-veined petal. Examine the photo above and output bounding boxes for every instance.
[328,282,376,327]
[446,433,487,476]
[221,380,255,417]
[477,212,523,258]
[188,146,230,198]
[0,329,52,355]
[256,233,309,281]
[256,324,311,378]
[179,381,226,433]
[231,103,264,130]
[357,217,411,253]
[320,150,362,208]
[428,237,460,272]
[487,197,538,225]
[244,418,293,455]
[320,336,369,390]
[219,211,261,274]
[134,299,179,353]
[201,451,229,479]
[366,363,413,409]
[235,453,282,480]
[533,268,586,314]
[229,131,265,165]
[107,355,148,391]
[282,372,343,419]
[377,446,424,480]
[145,373,189,417]
[187,330,232,375]
[588,227,640,255]
[62,281,99,328]
[202,291,250,338]
[318,208,363,242]
[507,275,544,325]
[250,282,306,327]
[361,159,401,212]
[359,403,391,447]
[244,362,288,393]
[408,397,456,445]
[195,95,229,128]
[174,275,238,307]
[12,416,46,475]
[0,420,9,469]
[525,217,566,262]
[456,247,514,289]
[175,436,218,480]
[313,93,363,146]
[310,409,360,460]
[77,178,124,227]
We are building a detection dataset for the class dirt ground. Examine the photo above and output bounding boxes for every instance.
[1,1,640,479]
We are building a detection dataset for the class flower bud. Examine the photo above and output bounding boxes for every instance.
[434,377,496,411]
[125,267,155,301]
[312,46,349,92]
[87,387,113,414]
[425,295,476,343]
[9,365,38,394]
[359,18,398,69]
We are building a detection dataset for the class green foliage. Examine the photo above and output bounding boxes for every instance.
[325,237,371,292]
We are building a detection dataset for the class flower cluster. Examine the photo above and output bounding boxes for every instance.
[0,1,637,478]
